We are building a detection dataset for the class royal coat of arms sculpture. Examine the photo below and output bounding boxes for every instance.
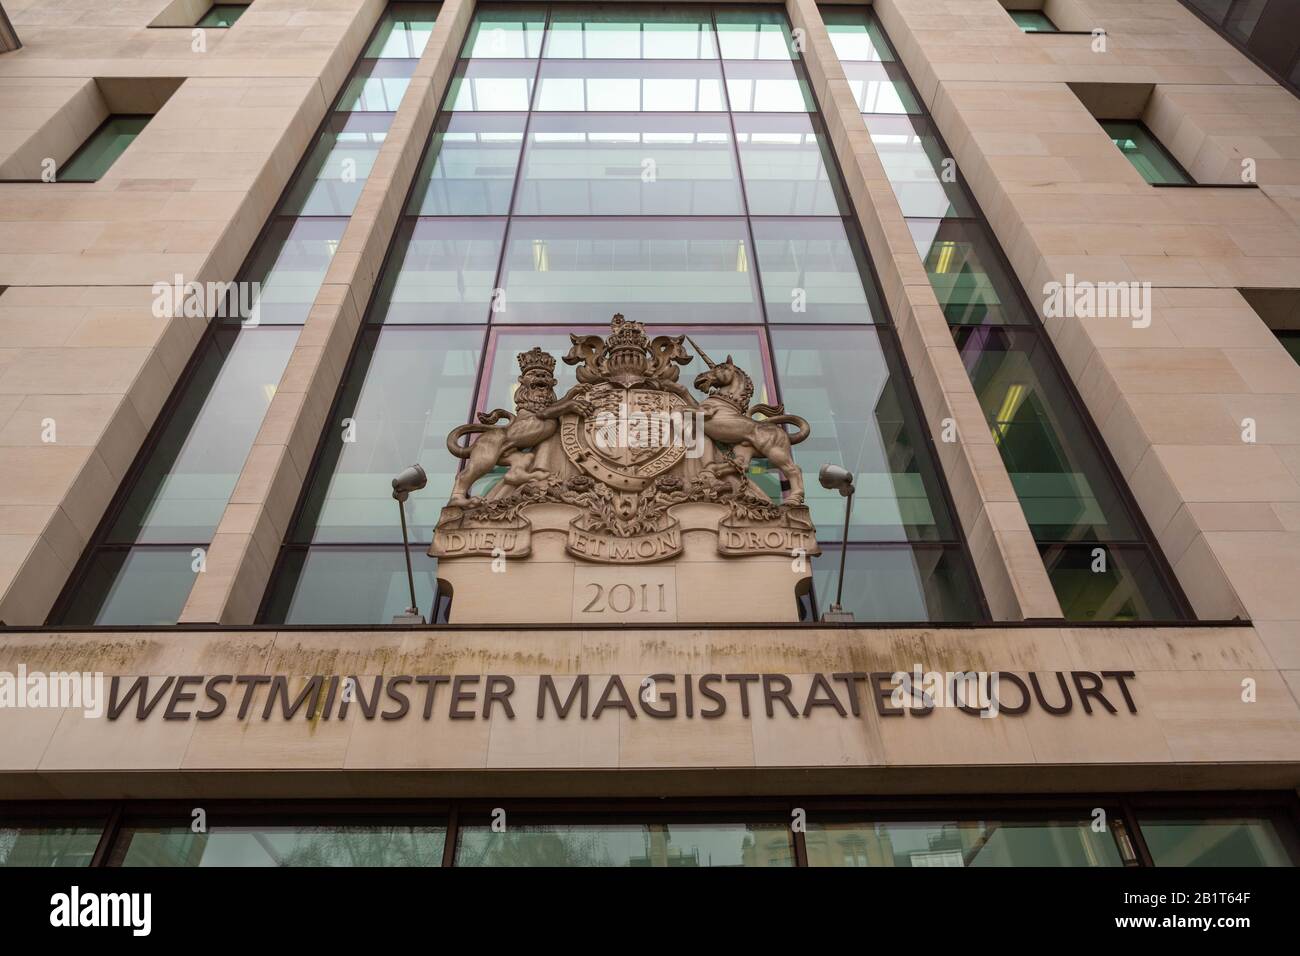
[431,314,822,622]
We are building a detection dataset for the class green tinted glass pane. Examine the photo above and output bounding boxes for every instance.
[369,218,505,325]
[535,59,726,111]
[865,113,974,218]
[808,545,979,622]
[292,328,482,543]
[845,62,920,114]
[545,6,717,59]
[56,547,200,626]
[280,113,391,216]
[724,60,814,111]
[753,218,878,324]
[1139,817,1295,866]
[337,58,415,112]
[772,327,954,541]
[107,329,297,543]
[118,825,445,866]
[446,59,537,110]
[734,113,847,216]
[197,4,246,28]
[909,219,1030,326]
[1278,331,1300,365]
[365,4,437,58]
[515,113,743,216]
[819,8,894,61]
[58,115,148,182]
[235,216,346,326]
[951,325,1136,542]
[261,548,441,625]
[807,819,1122,866]
[0,824,102,866]
[1010,11,1058,32]
[1041,544,1180,621]
[715,8,796,60]
[497,218,762,324]
[407,113,525,216]
[1101,121,1190,185]
[456,822,792,866]
[463,5,545,57]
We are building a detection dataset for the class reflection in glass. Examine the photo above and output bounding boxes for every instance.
[1010,10,1059,32]
[1138,816,1296,866]
[1101,120,1191,185]
[545,6,717,59]
[236,217,346,326]
[463,5,546,58]
[365,3,438,58]
[197,4,246,28]
[58,115,149,182]
[752,218,876,324]
[909,219,1029,326]
[1041,544,1182,621]
[407,113,525,216]
[291,328,483,543]
[369,218,505,324]
[723,59,814,111]
[336,58,417,112]
[864,114,973,218]
[844,61,920,114]
[55,547,201,626]
[0,824,102,867]
[806,819,1122,866]
[820,7,894,61]
[261,548,442,625]
[455,822,793,866]
[733,113,847,216]
[107,329,297,544]
[808,545,978,622]
[771,327,952,541]
[515,113,743,215]
[446,59,538,111]
[117,825,446,866]
[715,8,797,60]
[536,59,727,111]
[280,113,392,216]
[952,325,1134,543]
[497,218,762,323]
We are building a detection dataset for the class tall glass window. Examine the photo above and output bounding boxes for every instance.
[51,3,437,626]
[825,7,1188,621]
[263,3,983,624]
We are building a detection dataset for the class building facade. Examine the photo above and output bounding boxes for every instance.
[0,0,1298,867]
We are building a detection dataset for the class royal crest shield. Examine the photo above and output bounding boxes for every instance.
[560,382,693,492]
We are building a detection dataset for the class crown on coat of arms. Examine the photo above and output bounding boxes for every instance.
[518,346,556,375]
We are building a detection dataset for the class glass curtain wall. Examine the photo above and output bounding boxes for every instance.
[49,3,438,625]
[8,800,1298,867]
[261,3,983,625]
[821,8,1189,621]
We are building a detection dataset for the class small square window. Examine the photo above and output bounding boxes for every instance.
[1101,120,1192,185]
[1009,10,1059,32]
[197,4,248,28]
[58,115,150,182]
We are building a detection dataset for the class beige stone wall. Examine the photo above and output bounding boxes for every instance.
[858,0,1300,663]
[0,0,1297,692]
[0,623,1295,798]
[0,0,387,624]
